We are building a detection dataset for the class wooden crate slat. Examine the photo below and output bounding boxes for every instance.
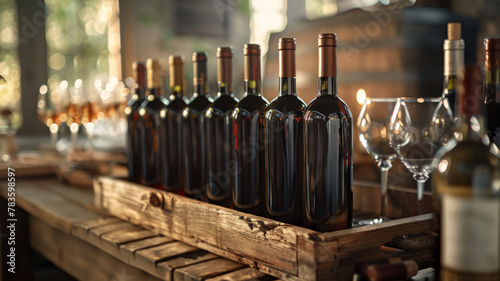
[135,241,200,276]
[30,216,162,281]
[120,236,176,264]
[172,258,246,281]
[101,229,158,256]
[204,267,277,281]
[0,180,100,234]
[70,216,123,240]
[94,177,313,275]
[157,251,219,281]
[87,222,143,246]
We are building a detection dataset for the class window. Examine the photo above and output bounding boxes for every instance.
[0,0,21,129]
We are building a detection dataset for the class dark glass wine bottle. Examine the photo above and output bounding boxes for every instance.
[434,65,500,281]
[232,44,269,216]
[125,61,146,183]
[182,52,213,199]
[205,47,238,207]
[160,56,188,192]
[304,33,353,232]
[441,22,464,116]
[139,59,167,187]
[264,38,305,226]
[485,37,500,149]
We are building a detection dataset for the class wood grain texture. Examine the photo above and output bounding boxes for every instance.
[119,236,175,264]
[94,177,314,276]
[87,221,143,246]
[94,177,437,281]
[70,216,123,240]
[205,267,277,281]
[30,215,161,281]
[173,258,246,281]
[101,229,157,256]
[0,179,100,234]
[157,251,219,281]
[135,241,200,276]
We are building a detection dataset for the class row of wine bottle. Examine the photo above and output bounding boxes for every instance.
[433,23,500,281]
[125,33,352,232]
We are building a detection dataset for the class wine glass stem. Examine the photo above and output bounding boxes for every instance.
[380,168,389,219]
[417,181,424,215]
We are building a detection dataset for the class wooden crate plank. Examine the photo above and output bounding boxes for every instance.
[71,216,123,240]
[30,215,161,281]
[135,241,200,276]
[119,236,175,264]
[100,229,157,256]
[0,180,100,234]
[94,177,314,275]
[87,222,143,246]
[205,267,277,281]
[173,258,246,281]
[157,251,219,281]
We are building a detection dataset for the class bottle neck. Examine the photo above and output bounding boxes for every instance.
[194,84,208,97]
[217,82,231,97]
[244,80,261,96]
[317,77,337,96]
[170,87,183,99]
[147,87,162,98]
[135,87,146,100]
[485,66,500,102]
[279,77,296,96]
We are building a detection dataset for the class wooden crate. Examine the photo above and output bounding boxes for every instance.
[93,177,438,281]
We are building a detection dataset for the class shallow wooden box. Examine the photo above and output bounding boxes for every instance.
[93,177,438,281]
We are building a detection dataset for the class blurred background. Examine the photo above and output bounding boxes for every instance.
[1,0,499,185]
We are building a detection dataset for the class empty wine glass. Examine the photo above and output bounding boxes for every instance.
[358,98,398,224]
[37,84,59,146]
[389,97,454,215]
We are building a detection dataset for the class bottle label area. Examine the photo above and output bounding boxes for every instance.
[442,195,500,273]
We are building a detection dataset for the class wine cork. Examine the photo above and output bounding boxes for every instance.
[448,22,461,40]
[366,260,419,281]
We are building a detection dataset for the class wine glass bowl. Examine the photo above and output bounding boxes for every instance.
[358,98,398,170]
[389,97,454,214]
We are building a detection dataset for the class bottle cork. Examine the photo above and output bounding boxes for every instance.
[448,22,461,40]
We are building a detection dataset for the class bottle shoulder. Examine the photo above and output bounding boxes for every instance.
[234,94,269,112]
[305,94,352,120]
[433,140,500,196]
[166,98,187,111]
[139,96,167,111]
[266,95,306,115]
[185,95,213,114]
[210,95,238,112]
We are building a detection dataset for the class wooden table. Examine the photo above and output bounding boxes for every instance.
[0,177,278,281]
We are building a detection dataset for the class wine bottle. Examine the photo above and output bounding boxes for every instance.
[160,56,188,192]
[304,33,353,231]
[485,37,500,149]
[441,22,464,116]
[139,59,167,187]
[204,47,238,207]
[232,44,269,216]
[182,52,213,199]
[125,61,146,183]
[433,65,500,281]
[264,38,305,226]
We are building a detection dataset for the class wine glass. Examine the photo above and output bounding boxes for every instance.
[37,84,59,146]
[358,98,398,224]
[389,97,454,215]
